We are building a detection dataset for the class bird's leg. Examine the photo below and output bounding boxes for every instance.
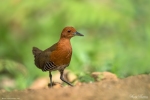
[59,69,73,87]
[49,71,53,88]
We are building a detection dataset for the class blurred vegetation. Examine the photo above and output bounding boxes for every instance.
[0,0,150,90]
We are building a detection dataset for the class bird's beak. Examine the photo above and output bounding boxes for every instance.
[75,31,84,36]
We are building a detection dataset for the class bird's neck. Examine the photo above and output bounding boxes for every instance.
[58,37,71,43]
[58,37,72,47]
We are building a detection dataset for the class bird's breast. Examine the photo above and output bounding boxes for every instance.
[50,45,72,67]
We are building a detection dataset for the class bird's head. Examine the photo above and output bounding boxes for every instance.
[60,27,84,39]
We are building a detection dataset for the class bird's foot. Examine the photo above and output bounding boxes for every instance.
[48,82,62,88]
[48,82,54,88]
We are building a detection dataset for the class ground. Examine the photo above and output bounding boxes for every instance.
[0,73,150,100]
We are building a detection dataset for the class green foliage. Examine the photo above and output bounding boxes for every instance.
[0,0,150,90]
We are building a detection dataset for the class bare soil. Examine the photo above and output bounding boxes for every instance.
[0,74,150,100]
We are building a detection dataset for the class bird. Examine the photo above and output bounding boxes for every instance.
[32,26,84,87]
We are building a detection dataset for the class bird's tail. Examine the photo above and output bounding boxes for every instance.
[32,47,42,57]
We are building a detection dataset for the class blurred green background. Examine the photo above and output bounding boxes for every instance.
[0,0,150,90]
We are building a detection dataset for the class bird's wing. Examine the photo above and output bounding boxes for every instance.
[41,43,58,71]
[44,43,57,52]
[42,61,57,71]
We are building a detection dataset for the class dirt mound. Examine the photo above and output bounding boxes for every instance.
[0,74,150,100]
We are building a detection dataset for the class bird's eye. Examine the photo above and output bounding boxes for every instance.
[67,30,71,33]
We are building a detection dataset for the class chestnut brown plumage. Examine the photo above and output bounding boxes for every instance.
[32,27,84,87]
